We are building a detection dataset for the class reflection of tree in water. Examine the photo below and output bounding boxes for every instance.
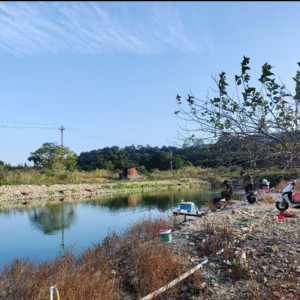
[139,194,171,211]
[0,206,31,216]
[139,191,215,211]
[88,192,177,212]
[87,196,130,210]
[87,190,236,213]
[29,203,76,250]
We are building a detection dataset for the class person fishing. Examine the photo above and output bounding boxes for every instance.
[240,171,257,204]
[240,171,253,194]
[221,180,233,201]
[260,178,270,192]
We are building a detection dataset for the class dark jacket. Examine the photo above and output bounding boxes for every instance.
[242,174,253,187]
[224,182,233,196]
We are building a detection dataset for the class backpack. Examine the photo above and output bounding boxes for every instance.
[213,197,221,204]
[246,192,257,204]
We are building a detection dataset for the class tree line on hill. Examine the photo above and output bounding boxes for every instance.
[0,131,297,173]
[75,136,271,173]
[0,137,270,173]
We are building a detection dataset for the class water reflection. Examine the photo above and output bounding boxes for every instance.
[86,192,176,211]
[0,189,243,270]
[127,195,139,207]
[86,190,231,212]
[29,204,76,250]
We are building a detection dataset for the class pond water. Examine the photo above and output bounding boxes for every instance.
[0,189,243,270]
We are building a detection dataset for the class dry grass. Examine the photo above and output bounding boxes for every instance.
[0,168,119,185]
[0,165,221,185]
[132,242,189,298]
[276,178,300,192]
[151,166,214,179]
[222,240,249,282]
[197,221,234,256]
[207,200,235,212]
[0,251,116,300]
[0,217,193,300]
[257,193,276,203]
[73,169,119,181]
[250,275,261,300]
[195,221,251,287]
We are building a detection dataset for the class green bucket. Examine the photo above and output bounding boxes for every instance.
[159,228,172,243]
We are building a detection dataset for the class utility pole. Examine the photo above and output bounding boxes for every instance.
[170,150,173,172]
[59,125,65,163]
[295,69,300,130]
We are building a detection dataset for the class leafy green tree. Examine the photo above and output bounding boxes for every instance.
[103,160,115,170]
[173,156,184,170]
[138,153,153,171]
[107,146,129,169]
[28,142,77,171]
[152,152,171,170]
[175,57,300,170]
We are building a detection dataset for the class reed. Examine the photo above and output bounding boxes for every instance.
[0,217,191,300]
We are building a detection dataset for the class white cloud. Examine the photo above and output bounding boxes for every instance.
[0,2,212,56]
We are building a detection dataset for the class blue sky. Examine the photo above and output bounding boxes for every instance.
[1,1,300,165]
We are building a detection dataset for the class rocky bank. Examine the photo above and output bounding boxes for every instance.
[168,198,300,299]
[0,178,210,210]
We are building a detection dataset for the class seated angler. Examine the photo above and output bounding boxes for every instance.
[221,180,233,201]
[260,178,270,192]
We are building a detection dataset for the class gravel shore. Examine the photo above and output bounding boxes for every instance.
[169,197,300,299]
[0,178,209,210]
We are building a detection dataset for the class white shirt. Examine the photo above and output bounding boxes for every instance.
[262,179,270,187]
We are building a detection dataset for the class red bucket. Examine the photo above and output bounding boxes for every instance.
[279,212,293,217]
[292,193,300,203]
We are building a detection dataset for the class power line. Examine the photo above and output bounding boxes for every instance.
[0,120,59,126]
[0,125,57,130]
[0,122,132,144]
[0,121,150,147]
[66,126,134,144]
